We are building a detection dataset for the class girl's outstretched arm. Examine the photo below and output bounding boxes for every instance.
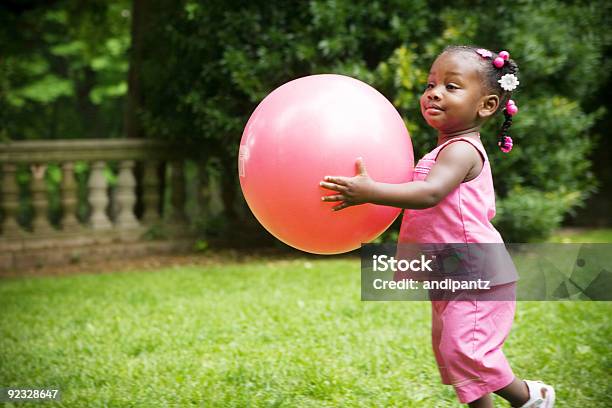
[320,141,482,211]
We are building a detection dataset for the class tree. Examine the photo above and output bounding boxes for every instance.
[138,0,609,241]
[0,0,131,140]
[2,0,609,241]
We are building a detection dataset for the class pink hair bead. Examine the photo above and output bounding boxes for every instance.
[493,57,505,68]
[499,51,510,60]
[499,136,513,153]
[507,99,516,106]
[507,104,518,116]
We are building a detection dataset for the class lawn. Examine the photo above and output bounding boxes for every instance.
[548,228,612,243]
[1,251,611,406]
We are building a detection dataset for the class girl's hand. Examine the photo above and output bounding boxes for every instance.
[320,158,375,211]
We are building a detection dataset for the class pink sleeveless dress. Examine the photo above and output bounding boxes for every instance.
[397,136,518,404]
[399,136,503,244]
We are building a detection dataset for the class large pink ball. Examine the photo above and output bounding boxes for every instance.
[238,74,414,254]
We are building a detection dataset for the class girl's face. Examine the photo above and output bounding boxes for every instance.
[420,51,495,134]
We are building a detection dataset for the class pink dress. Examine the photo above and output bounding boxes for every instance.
[398,136,517,404]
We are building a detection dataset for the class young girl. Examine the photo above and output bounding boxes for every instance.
[319,45,555,407]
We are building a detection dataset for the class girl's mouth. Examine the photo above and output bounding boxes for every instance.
[425,106,444,115]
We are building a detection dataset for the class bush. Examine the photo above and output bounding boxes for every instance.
[138,0,608,242]
[494,187,582,242]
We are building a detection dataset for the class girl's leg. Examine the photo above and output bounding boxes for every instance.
[494,377,529,406]
[467,394,493,408]
[467,378,529,407]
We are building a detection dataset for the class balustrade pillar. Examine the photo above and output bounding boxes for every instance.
[142,161,160,224]
[87,161,112,230]
[1,163,22,237]
[169,160,187,224]
[60,162,81,232]
[116,160,139,229]
[30,164,54,234]
[196,162,211,220]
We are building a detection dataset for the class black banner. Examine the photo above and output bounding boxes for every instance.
[361,243,612,301]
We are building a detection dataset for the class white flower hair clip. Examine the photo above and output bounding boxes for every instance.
[476,48,493,58]
[498,73,519,91]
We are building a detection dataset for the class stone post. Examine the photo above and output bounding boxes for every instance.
[116,160,139,229]
[196,161,210,222]
[30,164,54,234]
[60,162,81,232]
[1,163,23,237]
[87,161,112,230]
[142,160,160,224]
[169,160,187,224]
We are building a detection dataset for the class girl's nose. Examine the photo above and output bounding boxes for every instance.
[427,88,442,101]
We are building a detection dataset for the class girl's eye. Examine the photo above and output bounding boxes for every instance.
[426,83,434,89]
[446,84,458,90]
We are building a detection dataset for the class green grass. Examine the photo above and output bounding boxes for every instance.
[548,228,612,243]
[1,256,611,407]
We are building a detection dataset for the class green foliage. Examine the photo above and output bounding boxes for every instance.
[136,0,609,241]
[2,0,610,241]
[142,222,168,240]
[193,239,209,253]
[494,187,582,242]
[0,1,131,140]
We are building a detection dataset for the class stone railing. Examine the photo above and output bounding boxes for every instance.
[0,139,203,270]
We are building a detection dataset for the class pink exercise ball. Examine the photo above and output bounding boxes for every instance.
[238,74,414,254]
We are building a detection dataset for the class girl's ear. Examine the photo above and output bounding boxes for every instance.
[478,94,499,119]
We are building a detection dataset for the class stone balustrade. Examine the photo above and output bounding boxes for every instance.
[0,139,202,271]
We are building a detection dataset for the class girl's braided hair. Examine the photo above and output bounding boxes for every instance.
[443,45,520,152]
